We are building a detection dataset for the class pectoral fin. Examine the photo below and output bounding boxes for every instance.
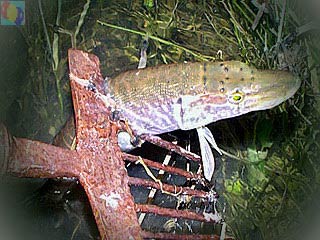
[196,127,222,181]
[201,126,222,155]
[197,127,215,181]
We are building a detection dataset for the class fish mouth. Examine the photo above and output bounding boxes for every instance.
[247,70,301,111]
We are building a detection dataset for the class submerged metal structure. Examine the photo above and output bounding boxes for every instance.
[0,49,228,239]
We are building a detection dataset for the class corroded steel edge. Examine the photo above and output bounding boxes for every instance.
[141,230,233,240]
[7,137,80,178]
[128,176,208,198]
[140,134,201,162]
[68,49,142,240]
[123,153,201,179]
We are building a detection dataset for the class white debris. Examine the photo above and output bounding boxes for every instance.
[99,192,122,209]
[203,212,222,222]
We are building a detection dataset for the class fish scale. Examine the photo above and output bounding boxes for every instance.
[108,61,301,136]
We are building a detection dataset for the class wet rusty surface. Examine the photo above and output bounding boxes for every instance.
[140,134,201,162]
[136,204,219,223]
[0,122,79,178]
[128,176,208,198]
[141,230,232,240]
[123,152,201,179]
[68,49,142,240]
[7,137,80,178]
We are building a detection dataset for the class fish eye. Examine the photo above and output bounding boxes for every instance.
[233,94,242,101]
[229,90,244,104]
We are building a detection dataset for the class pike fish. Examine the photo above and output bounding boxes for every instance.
[109,62,300,135]
[106,61,301,180]
[75,61,301,180]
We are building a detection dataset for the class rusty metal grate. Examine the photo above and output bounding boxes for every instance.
[0,49,233,239]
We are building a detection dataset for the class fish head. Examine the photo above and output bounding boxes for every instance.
[176,61,301,130]
[205,61,301,119]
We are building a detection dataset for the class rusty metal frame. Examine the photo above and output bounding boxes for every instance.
[0,49,232,239]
